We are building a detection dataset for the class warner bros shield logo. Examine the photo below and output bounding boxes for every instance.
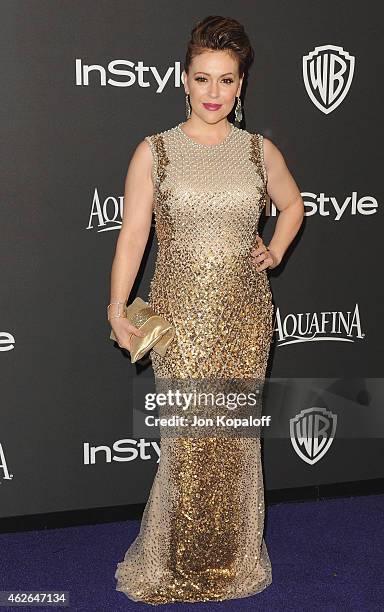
[290,407,337,465]
[303,45,355,114]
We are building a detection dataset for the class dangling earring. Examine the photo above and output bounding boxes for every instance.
[185,93,191,119]
[234,96,243,127]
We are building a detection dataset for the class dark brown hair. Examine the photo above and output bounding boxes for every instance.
[184,15,254,79]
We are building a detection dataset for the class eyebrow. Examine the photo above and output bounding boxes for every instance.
[193,71,234,76]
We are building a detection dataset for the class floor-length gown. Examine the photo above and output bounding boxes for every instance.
[114,121,275,604]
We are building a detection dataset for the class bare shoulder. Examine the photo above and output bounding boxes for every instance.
[134,138,153,161]
[260,135,302,210]
[126,138,153,175]
[262,136,287,171]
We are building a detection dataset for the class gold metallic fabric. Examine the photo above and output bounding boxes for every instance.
[109,296,175,363]
[115,123,274,604]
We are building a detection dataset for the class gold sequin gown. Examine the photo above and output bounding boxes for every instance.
[115,122,274,604]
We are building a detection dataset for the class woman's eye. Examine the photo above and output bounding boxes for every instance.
[195,77,234,84]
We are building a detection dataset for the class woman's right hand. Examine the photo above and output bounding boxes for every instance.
[110,318,145,352]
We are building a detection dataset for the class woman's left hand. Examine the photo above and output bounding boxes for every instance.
[250,234,279,271]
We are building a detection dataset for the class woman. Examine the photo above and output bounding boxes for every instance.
[110,15,304,605]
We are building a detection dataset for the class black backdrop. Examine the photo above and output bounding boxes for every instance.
[1,1,383,518]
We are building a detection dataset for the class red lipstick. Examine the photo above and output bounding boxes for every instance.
[203,103,222,111]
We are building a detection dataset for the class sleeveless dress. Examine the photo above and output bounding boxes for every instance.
[115,122,274,604]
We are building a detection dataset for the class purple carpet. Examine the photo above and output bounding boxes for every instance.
[1,494,383,611]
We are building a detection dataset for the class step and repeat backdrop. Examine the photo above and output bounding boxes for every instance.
[1,1,383,518]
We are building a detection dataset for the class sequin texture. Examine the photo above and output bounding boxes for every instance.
[114,122,274,604]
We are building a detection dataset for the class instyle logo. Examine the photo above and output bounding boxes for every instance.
[83,439,161,464]
[302,44,355,114]
[290,406,337,465]
[0,443,13,482]
[75,59,183,92]
[0,332,14,352]
[265,191,378,221]
[275,303,365,347]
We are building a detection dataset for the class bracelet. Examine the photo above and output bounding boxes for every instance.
[107,301,126,320]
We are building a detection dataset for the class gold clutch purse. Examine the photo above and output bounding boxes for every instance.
[109,297,175,363]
